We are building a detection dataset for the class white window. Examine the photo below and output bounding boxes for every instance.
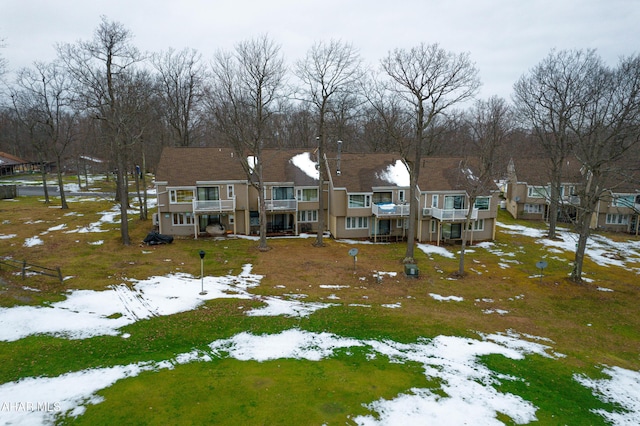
[197,186,219,201]
[398,190,405,203]
[297,188,318,202]
[272,186,294,200]
[227,185,235,199]
[396,218,407,229]
[613,195,635,208]
[474,196,490,210]
[346,216,369,229]
[527,186,547,198]
[170,189,194,204]
[431,194,439,208]
[229,214,235,225]
[444,195,465,210]
[431,219,437,233]
[524,203,544,214]
[467,219,485,231]
[172,212,194,225]
[606,214,629,225]
[297,210,318,222]
[348,194,371,208]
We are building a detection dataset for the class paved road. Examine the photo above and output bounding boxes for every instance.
[16,185,113,197]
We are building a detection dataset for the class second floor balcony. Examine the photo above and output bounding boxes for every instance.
[264,198,298,211]
[426,207,478,221]
[193,198,235,213]
[372,203,410,217]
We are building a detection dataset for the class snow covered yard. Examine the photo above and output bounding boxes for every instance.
[0,263,638,424]
[1,197,640,424]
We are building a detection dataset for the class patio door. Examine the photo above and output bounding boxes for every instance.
[442,223,462,239]
[198,186,219,201]
[444,195,465,210]
[377,219,390,235]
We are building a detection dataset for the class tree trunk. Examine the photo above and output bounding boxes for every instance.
[55,155,68,209]
[56,167,68,210]
[40,165,50,204]
[75,157,83,190]
[547,167,561,238]
[258,187,268,250]
[458,203,475,276]
[115,149,130,245]
[314,136,326,247]
[571,212,591,282]
[404,117,424,264]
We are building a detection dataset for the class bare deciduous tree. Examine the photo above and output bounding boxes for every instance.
[457,96,513,276]
[12,61,77,209]
[58,16,143,245]
[9,92,52,203]
[295,39,364,247]
[152,47,206,147]
[513,49,600,238]
[380,43,480,263]
[208,35,287,251]
[569,54,640,282]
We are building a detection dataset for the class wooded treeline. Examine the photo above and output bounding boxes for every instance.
[0,17,534,178]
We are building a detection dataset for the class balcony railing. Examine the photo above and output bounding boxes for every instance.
[430,207,478,221]
[372,203,410,217]
[560,195,580,205]
[264,198,298,211]
[193,198,235,213]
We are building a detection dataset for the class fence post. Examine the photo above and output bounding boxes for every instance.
[22,260,26,280]
[57,267,63,284]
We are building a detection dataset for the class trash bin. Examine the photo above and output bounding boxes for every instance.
[404,264,419,278]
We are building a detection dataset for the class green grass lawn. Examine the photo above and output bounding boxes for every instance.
[0,193,639,425]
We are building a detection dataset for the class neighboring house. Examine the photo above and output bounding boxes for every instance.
[505,157,640,234]
[417,157,500,245]
[324,152,411,242]
[154,147,325,238]
[0,152,30,176]
[154,147,500,244]
[594,186,640,234]
[504,157,582,223]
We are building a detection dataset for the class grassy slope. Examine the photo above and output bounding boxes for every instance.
[0,193,638,424]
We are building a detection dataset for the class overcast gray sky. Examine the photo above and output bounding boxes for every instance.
[2,0,639,99]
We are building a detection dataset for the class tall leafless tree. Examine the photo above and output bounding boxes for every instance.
[152,47,206,147]
[457,96,513,275]
[9,93,52,202]
[295,39,364,247]
[208,35,287,251]
[12,61,77,209]
[58,16,143,245]
[513,49,600,239]
[380,43,480,263]
[569,54,640,282]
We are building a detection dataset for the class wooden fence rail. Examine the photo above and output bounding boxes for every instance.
[0,257,63,283]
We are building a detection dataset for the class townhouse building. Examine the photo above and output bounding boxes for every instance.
[504,157,640,234]
[154,147,500,244]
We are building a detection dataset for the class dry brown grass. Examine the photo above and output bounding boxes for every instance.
[1,196,639,372]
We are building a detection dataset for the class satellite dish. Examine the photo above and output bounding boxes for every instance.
[535,260,548,284]
[348,248,359,257]
[515,196,521,202]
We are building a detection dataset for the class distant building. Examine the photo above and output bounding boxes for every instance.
[504,157,640,234]
[0,152,30,176]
